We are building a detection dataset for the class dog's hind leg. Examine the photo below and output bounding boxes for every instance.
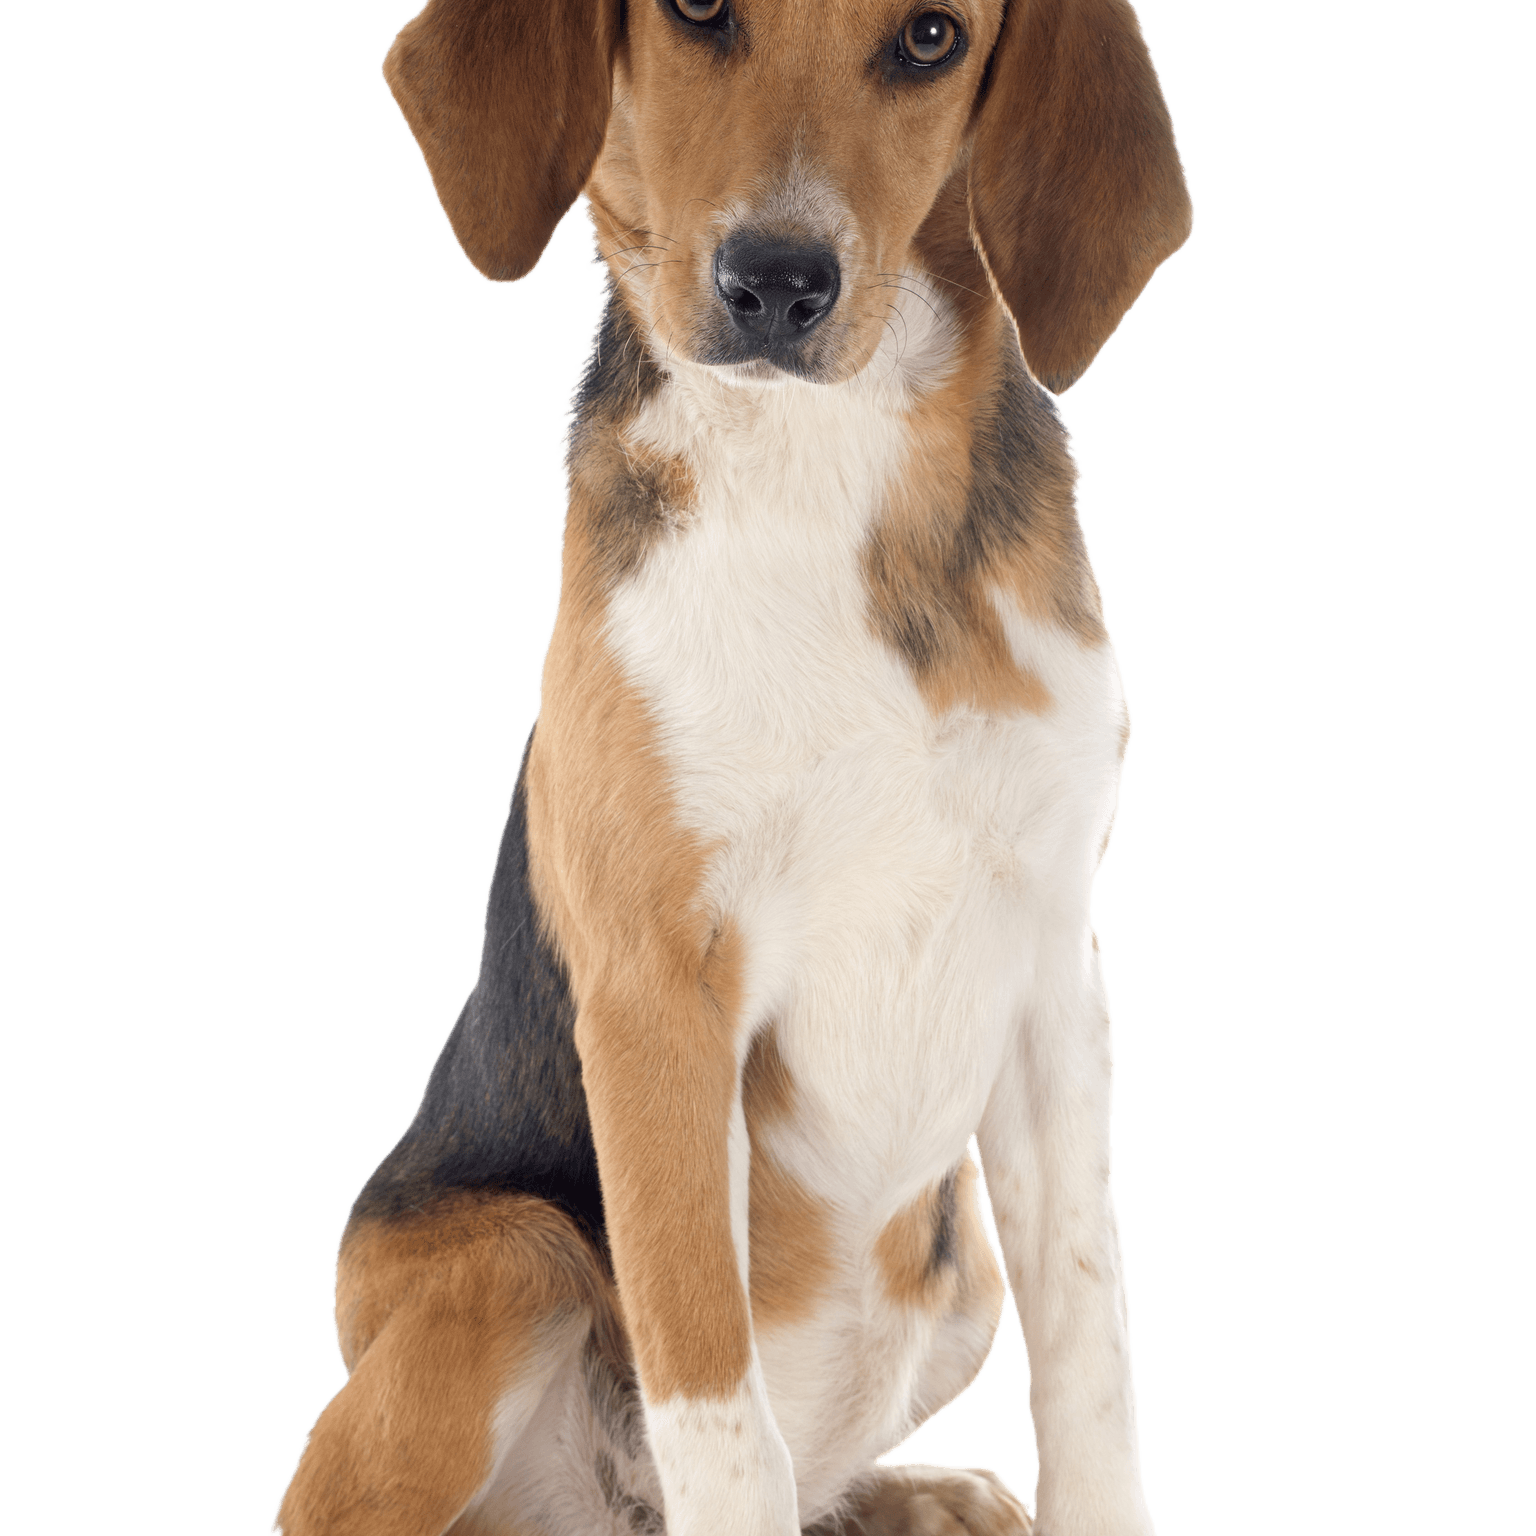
[277,1192,605,1536]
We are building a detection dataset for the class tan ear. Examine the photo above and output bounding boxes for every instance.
[969,0,1191,392]
[385,0,619,281]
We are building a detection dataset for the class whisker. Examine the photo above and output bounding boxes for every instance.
[860,280,941,325]
[886,302,911,377]
[845,306,904,383]
[600,243,670,264]
[619,259,686,278]
[855,302,908,383]
[866,273,941,305]
[878,267,989,303]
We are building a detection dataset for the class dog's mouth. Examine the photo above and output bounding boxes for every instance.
[714,359,792,384]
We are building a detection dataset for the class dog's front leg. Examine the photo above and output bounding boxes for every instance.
[577,975,799,1536]
[977,924,1153,1536]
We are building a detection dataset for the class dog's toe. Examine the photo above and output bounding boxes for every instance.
[837,1464,1031,1535]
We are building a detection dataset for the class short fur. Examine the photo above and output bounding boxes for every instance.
[281,2,1188,1533]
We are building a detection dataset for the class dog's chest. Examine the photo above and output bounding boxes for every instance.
[605,374,1123,1192]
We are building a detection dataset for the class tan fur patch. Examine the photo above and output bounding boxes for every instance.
[280,1192,611,1536]
[875,1160,975,1313]
[873,1158,1003,1341]
[742,1029,836,1327]
[741,1025,795,1126]
[749,1140,837,1328]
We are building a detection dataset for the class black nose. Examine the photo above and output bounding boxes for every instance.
[713,236,841,344]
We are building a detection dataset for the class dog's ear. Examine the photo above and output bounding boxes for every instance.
[385,0,620,281]
[969,0,1191,392]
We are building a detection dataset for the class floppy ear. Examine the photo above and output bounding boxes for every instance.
[384,0,620,281]
[969,0,1191,392]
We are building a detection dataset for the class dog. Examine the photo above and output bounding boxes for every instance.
[278,0,1189,1532]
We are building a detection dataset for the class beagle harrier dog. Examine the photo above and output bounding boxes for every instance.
[279,1,1189,1533]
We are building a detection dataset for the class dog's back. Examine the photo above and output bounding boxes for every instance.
[280,3,1188,1533]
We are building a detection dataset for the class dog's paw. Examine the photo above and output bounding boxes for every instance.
[836,1465,1031,1536]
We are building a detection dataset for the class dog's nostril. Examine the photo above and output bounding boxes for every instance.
[713,235,841,345]
[723,284,764,316]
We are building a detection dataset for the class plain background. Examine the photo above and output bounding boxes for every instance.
[3,0,1532,1530]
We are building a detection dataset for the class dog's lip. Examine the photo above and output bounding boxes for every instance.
[726,359,789,380]
[703,357,815,388]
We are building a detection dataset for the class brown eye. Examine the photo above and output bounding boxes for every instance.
[900,12,958,65]
[674,0,726,21]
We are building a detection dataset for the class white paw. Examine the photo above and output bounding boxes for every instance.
[645,1372,799,1536]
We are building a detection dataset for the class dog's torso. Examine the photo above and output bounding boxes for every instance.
[606,315,1124,1183]
[347,282,1126,1530]
[596,296,1123,1504]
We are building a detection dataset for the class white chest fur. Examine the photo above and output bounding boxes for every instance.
[604,342,1126,1216]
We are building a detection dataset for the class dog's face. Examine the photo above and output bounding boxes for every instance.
[385,0,1190,392]
[586,0,1003,383]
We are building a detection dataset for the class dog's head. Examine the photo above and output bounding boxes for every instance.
[385,0,1189,391]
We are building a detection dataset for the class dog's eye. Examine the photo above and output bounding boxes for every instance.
[898,12,959,67]
[674,0,726,21]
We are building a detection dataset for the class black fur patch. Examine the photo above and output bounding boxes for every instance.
[567,288,677,591]
[952,348,1067,580]
[596,1451,664,1534]
[865,334,1104,677]
[929,1165,959,1276]
[574,284,666,428]
[349,733,604,1245]
[583,1334,645,1461]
